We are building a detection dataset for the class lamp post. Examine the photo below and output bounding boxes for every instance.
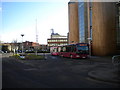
[21,34,24,54]
[87,38,92,58]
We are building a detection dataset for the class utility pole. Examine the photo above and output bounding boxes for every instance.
[21,34,24,55]
[35,19,38,55]
[87,38,92,58]
[36,19,38,43]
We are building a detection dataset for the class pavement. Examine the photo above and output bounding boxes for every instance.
[88,56,120,85]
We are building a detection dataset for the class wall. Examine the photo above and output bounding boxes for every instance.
[68,2,79,44]
[92,2,116,56]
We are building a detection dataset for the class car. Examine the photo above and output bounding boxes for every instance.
[0,50,4,53]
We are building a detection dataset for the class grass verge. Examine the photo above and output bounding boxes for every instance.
[12,53,45,60]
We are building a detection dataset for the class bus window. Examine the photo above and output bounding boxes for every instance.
[58,47,61,52]
[77,46,88,51]
[66,46,71,52]
[71,45,76,52]
[62,47,66,52]
[71,46,74,52]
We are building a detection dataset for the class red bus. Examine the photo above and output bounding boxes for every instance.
[58,43,89,58]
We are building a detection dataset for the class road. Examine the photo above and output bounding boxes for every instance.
[2,53,120,88]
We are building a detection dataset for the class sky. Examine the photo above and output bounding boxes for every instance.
[0,0,70,44]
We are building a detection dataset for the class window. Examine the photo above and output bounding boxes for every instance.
[78,2,85,43]
[90,3,92,39]
[62,47,66,52]
[58,47,61,52]
[77,46,88,51]
[66,46,71,52]
[48,40,50,42]
[70,45,76,52]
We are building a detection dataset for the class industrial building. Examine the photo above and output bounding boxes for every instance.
[68,1,120,56]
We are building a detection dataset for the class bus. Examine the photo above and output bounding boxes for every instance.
[58,43,89,58]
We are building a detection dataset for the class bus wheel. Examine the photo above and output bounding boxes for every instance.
[70,55,73,59]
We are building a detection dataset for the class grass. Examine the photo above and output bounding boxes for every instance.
[12,54,21,59]
[25,54,44,60]
[12,53,45,60]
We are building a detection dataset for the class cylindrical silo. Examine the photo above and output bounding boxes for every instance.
[92,2,116,56]
[68,2,79,44]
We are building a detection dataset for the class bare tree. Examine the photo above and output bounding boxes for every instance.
[12,39,18,55]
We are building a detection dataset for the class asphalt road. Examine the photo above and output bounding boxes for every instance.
[2,53,120,88]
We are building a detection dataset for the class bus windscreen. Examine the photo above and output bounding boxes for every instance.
[77,46,88,51]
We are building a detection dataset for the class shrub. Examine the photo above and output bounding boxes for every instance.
[12,54,20,59]
[12,53,44,60]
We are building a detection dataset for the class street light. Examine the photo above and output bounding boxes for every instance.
[87,38,92,58]
[21,34,24,54]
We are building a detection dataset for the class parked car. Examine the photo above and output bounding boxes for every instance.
[0,50,4,53]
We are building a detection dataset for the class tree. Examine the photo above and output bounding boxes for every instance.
[12,39,18,54]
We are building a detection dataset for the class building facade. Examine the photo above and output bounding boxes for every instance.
[92,2,117,56]
[1,41,40,53]
[47,33,68,47]
[23,41,39,51]
[39,44,49,51]
[116,2,120,53]
[1,43,21,53]
[68,2,79,44]
[68,1,120,56]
